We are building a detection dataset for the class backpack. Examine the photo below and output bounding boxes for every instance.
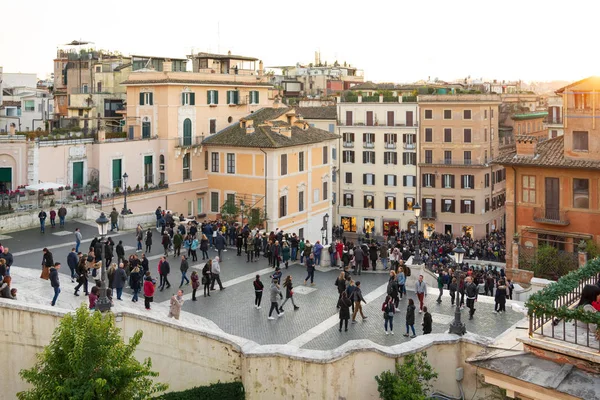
[405,266,411,277]
[328,245,334,254]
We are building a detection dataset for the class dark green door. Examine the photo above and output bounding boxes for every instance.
[183,118,192,146]
[112,159,122,188]
[0,167,11,191]
[72,162,83,188]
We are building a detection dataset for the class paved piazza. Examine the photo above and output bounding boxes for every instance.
[3,220,525,351]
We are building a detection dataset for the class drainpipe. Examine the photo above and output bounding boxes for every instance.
[260,148,268,231]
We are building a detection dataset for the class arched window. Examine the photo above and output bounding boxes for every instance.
[142,120,151,139]
[159,154,165,164]
[183,118,192,146]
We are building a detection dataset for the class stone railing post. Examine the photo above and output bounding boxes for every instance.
[512,241,519,269]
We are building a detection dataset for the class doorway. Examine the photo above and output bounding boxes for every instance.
[364,218,375,234]
[0,167,12,192]
[445,224,453,236]
[383,220,399,237]
[72,162,84,188]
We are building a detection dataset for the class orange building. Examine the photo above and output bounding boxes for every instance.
[496,76,600,268]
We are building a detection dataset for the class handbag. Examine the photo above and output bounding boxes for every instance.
[201,276,208,285]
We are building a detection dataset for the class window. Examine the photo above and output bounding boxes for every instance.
[313,189,320,203]
[346,111,353,125]
[485,198,490,212]
[387,111,395,126]
[573,131,589,151]
[281,154,288,175]
[204,151,209,170]
[442,174,455,188]
[485,173,490,188]
[384,152,398,165]
[344,193,354,207]
[279,195,287,217]
[144,155,153,184]
[444,128,452,142]
[444,110,452,119]
[343,132,355,145]
[422,173,435,188]
[82,84,88,94]
[226,153,235,174]
[211,152,219,172]
[328,124,335,133]
[112,159,122,188]
[444,150,452,164]
[343,150,355,163]
[209,119,217,134]
[425,128,433,142]
[384,174,397,186]
[323,146,328,164]
[402,152,416,165]
[385,196,396,210]
[227,90,239,105]
[24,100,35,111]
[207,90,219,105]
[464,151,471,165]
[363,173,375,186]
[463,110,471,120]
[249,90,260,104]
[484,128,488,142]
[139,92,153,106]
[461,199,475,214]
[298,191,304,212]
[183,153,191,180]
[211,192,219,213]
[182,118,192,145]
[363,151,376,164]
[323,182,328,201]
[403,175,416,187]
[364,195,374,209]
[425,150,433,164]
[424,109,433,119]
[484,150,488,164]
[573,178,589,208]
[404,197,414,211]
[298,151,305,172]
[386,133,398,148]
[181,92,195,106]
[484,109,488,119]
[345,172,353,184]
[464,129,472,143]
[363,133,375,148]
[442,199,455,213]
[142,120,151,139]
[461,175,475,189]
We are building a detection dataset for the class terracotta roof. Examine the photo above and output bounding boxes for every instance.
[555,76,600,93]
[120,78,272,87]
[1,101,21,107]
[293,106,337,120]
[202,107,340,149]
[493,135,600,170]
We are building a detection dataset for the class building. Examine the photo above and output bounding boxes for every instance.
[509,111,548,139]
[495,76,600,268]
[336,92,418,236]
[293,106,337,133]
[202,106,338,239]
[546,94,564,138]
[418,94,505,239]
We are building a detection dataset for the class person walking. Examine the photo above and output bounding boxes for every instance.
[353,245,364,275]
[40,248,53,280]
[282,241,290,269]
[396,266,406,300]
[158,256,171,291]
[267,279,284,320]
[39,209,47,233]
[279,275,299,311]
[415,275,427,313]
[168,289,185,320]
[387,270,400,308]
[335,271,347,302]
[253,274,264,309]
[304,253,316,286]
[313,241,323,266]
[422,306,433,334]
[110,207,119,232]
[130,265,142,302]
[179,255,190,287]
[302,240,312,266]
[173,231,183,257]
[112,263,127,300]
[403,298,417,338]
[49,208,56,228]
[465,276,478,320]
[210,256,224,291]
[58,205,67,227]
[144,228,152,253]
[143,271,155,310]
[49,262,61,306]
[202,260,212,297]
[74,255,88,296]
[337,291,352,332]
[351,281,367,323]
[253,233,261,262]
[437,271,446,304]
[88,286,98,310]
[162,232,171,256]
[368,243,378,271]
[190,271,200,301]
[449,277,458,306]
[199,234,208,260]
[113,240,124,266]
[495,279,507,313]
[67,247,78,283]
[458,275,466,309]
[74,228,82,253]
[215,232,226,259]
[382,295,396,335]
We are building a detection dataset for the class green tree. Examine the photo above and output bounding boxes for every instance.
[18,304,168,400]
[375,352,438,400]
[220,199,240,222]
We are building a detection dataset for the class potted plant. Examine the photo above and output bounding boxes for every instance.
[57,187,64,192]
[65,185,71,191]
[28,190,36,196]
[144,183,149,190]
[513,232,520,243]
[114,187,120,194]
[135,184,140,192]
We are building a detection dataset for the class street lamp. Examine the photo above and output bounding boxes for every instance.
[413,202,422,264]
[449,243,467,335]
[324,213,329,244]
[121,172,128,215]
[321,226,326,243]
[95,212,112,312]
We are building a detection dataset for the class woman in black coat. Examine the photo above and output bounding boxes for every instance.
[335,271,346,301]
[495,280,507,313]
[337,291,352,332]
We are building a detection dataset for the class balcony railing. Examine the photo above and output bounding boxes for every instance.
[533,207,570,226]
[385,142,397,149]
[175,135,204,147]
[402,143,415,150]
[420,159,486,167]
[363,142,375,148]
[421,211,436,220]
[343,141,355,148]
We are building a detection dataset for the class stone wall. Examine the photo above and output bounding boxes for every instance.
[0,203,85,233]
[0,300,497,400]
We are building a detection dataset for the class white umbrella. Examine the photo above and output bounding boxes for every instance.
[25,182,65,207]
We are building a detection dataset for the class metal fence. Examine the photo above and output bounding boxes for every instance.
[519,244,579,280]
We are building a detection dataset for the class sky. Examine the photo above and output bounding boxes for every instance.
[1,0,597,84]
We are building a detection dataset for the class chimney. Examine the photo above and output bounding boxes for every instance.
[516,135,537,157]
[279,126,292,138]
[258,60,264,76]
[162,59,172,72]
[9,123,16,136]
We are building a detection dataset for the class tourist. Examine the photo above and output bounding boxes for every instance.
[267,278,284,320]
[179,255,189,288]
[422,306,433,334]
[449,277,458,306]
[110,207,119,232]
[49,262,61,306]
[507,279,514,300]
[58,205,67,227]
[199,234,208,260]
[210,256,224,291]
[65,247,78,283]
[304,253,316,286]
[215,232,226,259]
[173,231,183,257]
[380,242,389,270]
[0,276,15,299]
[458,275,466,309]
[0,259,6,282]
[346,279,356,314]
[403,298,417,338]
[396,266,406,301]
[368,243,378,271]
[141,253,149,275]
[112,263,127,301]
[161,231,171,256]
[40,248,53,280]
[253,274,264,309]
[190,271,199,301]
[74,228,82,253]
[465,276,478,320]
[107,263,117,301]
[353,245,364,275]
[271,266,282,285]
[38,209,47,233]
[168,290,185,320]
[88,286,99,310]
[302,240,313,266]
[335,271,347,302]
[155,206,162,228]
[74,254,88,296]
[351,281,367,323]
[382,295,396,335]
[415,275,427,313]
[282,241,291,269]
[130,265,142,303]
[145,228,152,253]
[143,271,155,310]
[387,270,399,307]
[495,279,507,313]
[279,275,299,312]
[116,240,125,266]
[202,260,212,297]
[299,238,306,264]
[49,208,56,228]
[158,256,171,291]
[338,291,352,332]
[313,240,323,266]
[437,271,446,304]
[0,247,13,276]
[253,233,262,261]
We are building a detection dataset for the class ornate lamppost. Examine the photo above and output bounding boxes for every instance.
[121,172,129,215]
[95,212,112,312]
[413,202,422,264]
[449,243,467,335]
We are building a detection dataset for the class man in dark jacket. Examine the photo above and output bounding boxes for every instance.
[39,210,47,233]
[110,208,119,232]
[351,281,367,322]
[50,262,61,306]
[112,263,127,300]
[0,247,13,277]
[465,276,478,320]
[141,253,149,274]
[67,248,78,283]
[215,232,226,259]
[353,246,364,275]
[422,306,433,334]
[116,241,125,265]
[159,256,171,291]
[155,206,162,228]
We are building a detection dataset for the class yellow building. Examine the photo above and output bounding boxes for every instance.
[202,106,338,240]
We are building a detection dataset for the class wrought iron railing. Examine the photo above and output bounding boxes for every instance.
[533,207,569,225]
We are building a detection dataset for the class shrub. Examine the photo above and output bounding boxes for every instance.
[158,381,244,400]
[375,352,438,400]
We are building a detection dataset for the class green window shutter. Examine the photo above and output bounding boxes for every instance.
[182,93,186,105]
[214,90,218,104]
[227,91,231,104]
[255,91,259,104]
[0,168,11,182]
[139,92,144,105]
[112,159,122,188]
[144,155,153,165]
[149,93,153,105]
[207,91,211,104]
[190,92,195,105]
[234,91,239,104]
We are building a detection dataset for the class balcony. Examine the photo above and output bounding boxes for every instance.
[363,142,375,149]
[421,211,436,220]
[175,135,204,148]
[402,143,415,150]
[343,141,355,148]
[419,159,486,167]
[385,142,397,149]
[533,207,570,226]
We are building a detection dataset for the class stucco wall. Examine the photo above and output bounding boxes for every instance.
[0,300,497,400]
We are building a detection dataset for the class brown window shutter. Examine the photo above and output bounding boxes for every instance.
[471,200,475,214]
